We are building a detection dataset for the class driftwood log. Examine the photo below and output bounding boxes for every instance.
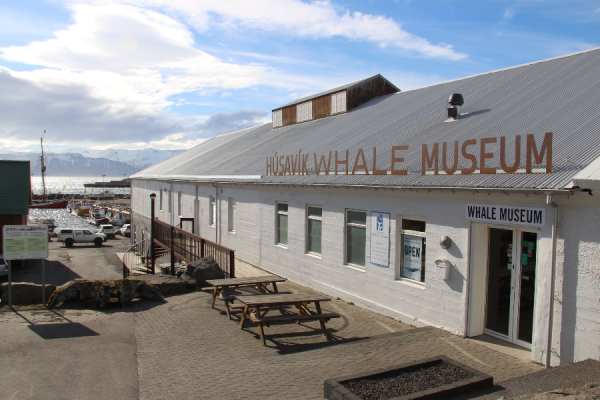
[47,279,165,308]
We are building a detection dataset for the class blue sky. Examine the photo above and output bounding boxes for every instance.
[1,0,599,151]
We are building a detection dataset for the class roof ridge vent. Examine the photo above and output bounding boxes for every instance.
[447,93,464,120]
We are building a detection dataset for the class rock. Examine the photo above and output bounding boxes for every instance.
[134,274,188,296]
[47,279,165,308]
[1,282,57,305]
[188,256,225,287]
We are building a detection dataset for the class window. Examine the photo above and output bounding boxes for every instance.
[296,101,313,123]
[228,198,236,232]
[209,196,216,226]
[177,191,182,216]
[159,190,163,211]
[331,91,347,114]
[399,218,426,282]
[272,109,283,128]
[345,210,366,267]
[276,202,288,245]
[306,206,322,255]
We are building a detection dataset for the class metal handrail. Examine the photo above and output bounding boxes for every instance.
[122,238,152,278]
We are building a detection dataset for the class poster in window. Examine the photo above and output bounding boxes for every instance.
[370,211,390,267]
[403,235,423,281]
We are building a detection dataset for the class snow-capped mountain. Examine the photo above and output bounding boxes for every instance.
[0,148,184,177]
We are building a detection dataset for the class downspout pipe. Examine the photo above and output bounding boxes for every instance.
[463,221,473,337]
[545,195,558,369]
[214,184,219,244]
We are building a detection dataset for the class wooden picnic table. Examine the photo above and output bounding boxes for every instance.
[204,275,287,318]
[234,293,339,346]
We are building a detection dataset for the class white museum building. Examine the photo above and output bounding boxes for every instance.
[130,48,600,367]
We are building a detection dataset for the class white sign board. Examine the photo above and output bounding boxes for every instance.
[466,203,546,227]
[2,225,48,260]
[370,211,390,267]
[402,235,423,280]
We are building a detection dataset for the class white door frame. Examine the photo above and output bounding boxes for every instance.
[483,225,537,349]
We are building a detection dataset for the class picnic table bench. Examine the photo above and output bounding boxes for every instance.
[234,293,340,346]
[204,275,286,319]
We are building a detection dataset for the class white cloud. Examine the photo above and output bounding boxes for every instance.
[504,8,516,20]
[126,0,467,60]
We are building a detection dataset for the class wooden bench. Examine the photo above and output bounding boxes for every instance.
[248,313,340,346]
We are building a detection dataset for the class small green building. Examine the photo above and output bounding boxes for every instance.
[0,160,31,249]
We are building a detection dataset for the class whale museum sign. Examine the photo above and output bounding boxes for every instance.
[265,133,552,176]
[466,203,546,227]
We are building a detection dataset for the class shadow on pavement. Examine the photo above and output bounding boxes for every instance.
[28,323,100,340]
[11,259,82,286]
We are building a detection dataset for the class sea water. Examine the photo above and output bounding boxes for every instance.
[30,176,131,196]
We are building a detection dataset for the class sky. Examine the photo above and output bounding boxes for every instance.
[1,0,599,152]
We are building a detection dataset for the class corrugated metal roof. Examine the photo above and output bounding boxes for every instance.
[275,74,399,110]
[0,161,31,215]
[133,47,600,191]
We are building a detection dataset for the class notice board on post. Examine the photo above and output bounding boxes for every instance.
[2,225,48,260]
[370,211,390,267]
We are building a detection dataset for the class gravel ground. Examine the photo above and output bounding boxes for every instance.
[343,361,474,400]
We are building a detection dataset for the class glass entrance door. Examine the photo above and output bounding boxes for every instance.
[485,227,537,348]
[485,228,514,337]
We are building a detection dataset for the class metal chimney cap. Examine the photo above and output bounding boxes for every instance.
[448,93,464,106]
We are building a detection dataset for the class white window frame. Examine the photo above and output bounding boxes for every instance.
[345,209,367,269]
[306,205,322,256]
[331,91,347,114]
[296,101,313,123]
[276,202,288,246]
[397,216,427,283]
[228,198,236,232]
[209,195,216,226]
[272,109,283,128]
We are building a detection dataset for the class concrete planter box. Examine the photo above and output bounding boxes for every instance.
[324,356,493,400]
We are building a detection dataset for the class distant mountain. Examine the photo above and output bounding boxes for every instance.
[0,148,184,177]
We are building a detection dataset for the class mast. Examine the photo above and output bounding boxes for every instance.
[41,137,47,201]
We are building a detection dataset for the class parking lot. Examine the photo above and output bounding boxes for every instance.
[5,233,132,287]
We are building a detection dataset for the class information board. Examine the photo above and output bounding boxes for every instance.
[370,211,390,267]
[3,225,48,260]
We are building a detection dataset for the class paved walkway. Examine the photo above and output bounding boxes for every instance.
[131,260,543,399]
[1,259,548,400]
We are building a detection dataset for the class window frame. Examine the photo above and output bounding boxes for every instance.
[305,205,322,256]
[345,208,367,269]
[228,197,236,233]
[397,216,427,283]
[276,202,289,247]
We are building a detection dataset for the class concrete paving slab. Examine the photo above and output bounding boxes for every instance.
[0,307,138,400]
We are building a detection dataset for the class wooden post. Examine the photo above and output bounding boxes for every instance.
[201,238,205,258]
[150,193,156,275]
[170,226,175,276]
[230,250,235,278]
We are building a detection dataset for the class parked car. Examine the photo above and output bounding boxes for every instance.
[97,224,116,239]
[0,254,8,277]
[58,229,106,247]
[54,228,74,242]
[120,224,131,237]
